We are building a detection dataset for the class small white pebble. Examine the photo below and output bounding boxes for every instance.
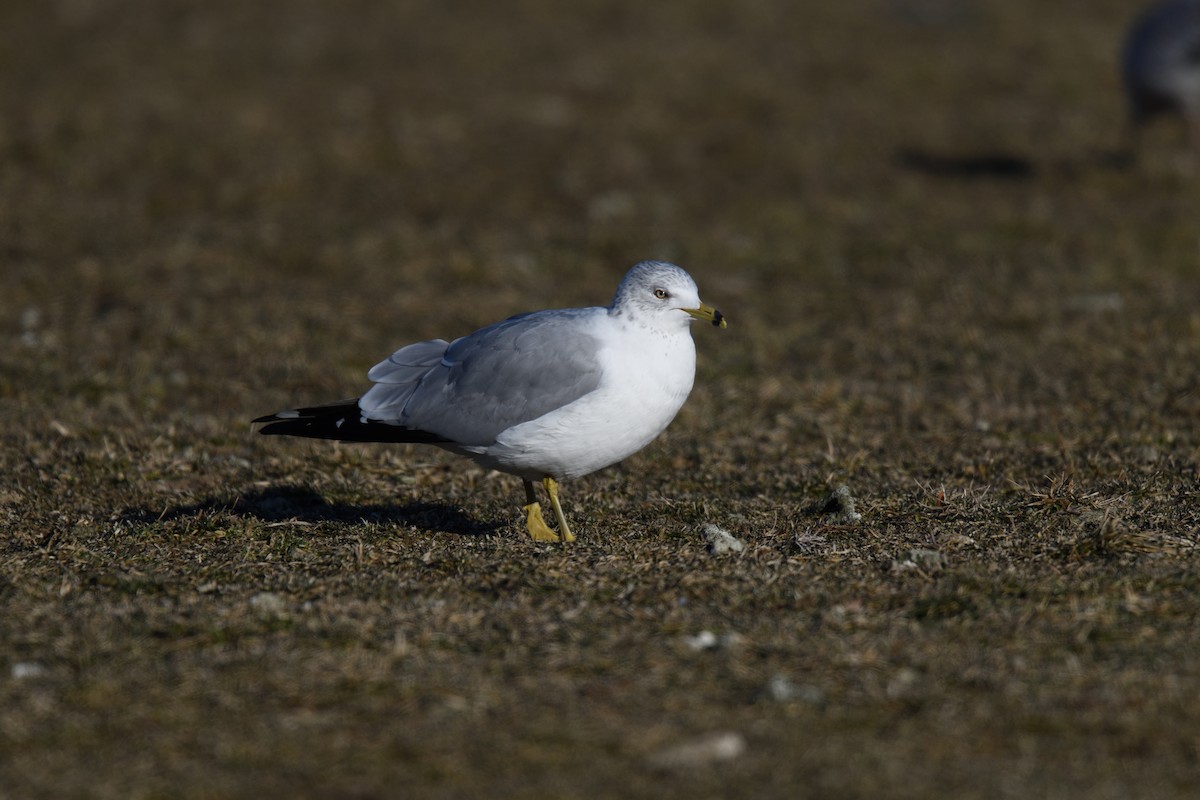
[648,731,747,771]
[887,667,921,699]
[684,630,719,650]
[818,485,862,523]
[683,630,741,651]
[702,523,745,554]
[249,591,288,617]
[766,674,797,700]
[764,674,827,706]
[892,548,947,573]
[12,662,47,680]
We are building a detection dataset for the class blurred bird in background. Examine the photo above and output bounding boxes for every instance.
[1122,0,1200,154]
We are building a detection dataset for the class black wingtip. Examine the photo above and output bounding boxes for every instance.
[250,400,450,445]
[250,401,359,437]
[256,419,303,437]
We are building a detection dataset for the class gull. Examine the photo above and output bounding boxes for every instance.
[253,261,725,543]
[1122,0,1200,153]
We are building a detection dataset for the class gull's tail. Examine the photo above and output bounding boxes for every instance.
[253,401,448,444]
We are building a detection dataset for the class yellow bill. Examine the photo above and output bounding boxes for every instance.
[683,303,727,328]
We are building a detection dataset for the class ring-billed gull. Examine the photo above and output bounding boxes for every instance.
[1122,0,1200,152]
[253,261,725,543]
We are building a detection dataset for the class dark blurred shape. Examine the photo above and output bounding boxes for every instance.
[1122,0,1200,154]
[896,148,1035,179]
[887,0,978,29]
[1094,148,1139,170]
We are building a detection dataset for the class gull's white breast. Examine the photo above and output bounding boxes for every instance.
[473,317,697,480]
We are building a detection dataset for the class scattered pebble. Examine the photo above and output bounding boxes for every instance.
[682,630,742,651]
[891,548,947,573]
[702,523,745,555]
[19,307,44,347]
[764,674,826,706]
[249,592,288,618]
[12,662,47,680]
[815,485,862,523]
[886,667,921,699]
[647,731,746,771]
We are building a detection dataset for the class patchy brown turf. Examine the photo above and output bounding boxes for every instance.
[3,1,1200,797]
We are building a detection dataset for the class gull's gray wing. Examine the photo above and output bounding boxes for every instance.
[359,307,605,446]
[356,338,450,423]
[366,339,450,389]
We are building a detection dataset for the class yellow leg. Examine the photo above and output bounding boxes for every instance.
[542,477,575,543]
[522,480,560,543]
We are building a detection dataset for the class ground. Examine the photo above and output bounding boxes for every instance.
[2,1,1200,798]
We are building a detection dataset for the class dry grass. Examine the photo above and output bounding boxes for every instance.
[3,0,1200,797]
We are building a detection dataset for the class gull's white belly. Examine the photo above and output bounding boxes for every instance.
[467,325,697,480]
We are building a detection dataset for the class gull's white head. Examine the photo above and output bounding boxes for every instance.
[610,261,726,330]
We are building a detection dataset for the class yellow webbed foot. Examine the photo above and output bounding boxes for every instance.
[524,502,562,543]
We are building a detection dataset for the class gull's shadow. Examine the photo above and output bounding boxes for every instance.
[121,485,501,537]
[896,147,1036,179]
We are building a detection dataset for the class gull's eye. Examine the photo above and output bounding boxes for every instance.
[654,288,669,299]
